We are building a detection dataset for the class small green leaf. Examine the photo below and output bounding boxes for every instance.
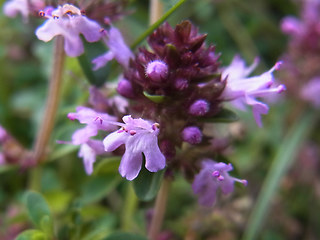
[103,232,148,240]
[94,157,121,175]
[80,175,121,204]
[143,91,167,103]
[15,229,47,240]
[77,41,110,87]
[201,108,239,123]
[133,164,164,201]
[25,191,53,234]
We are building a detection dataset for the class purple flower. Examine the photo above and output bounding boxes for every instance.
[78,139,105,175]
[192,159,247,207]
[103,115,166,180]
[0,153,5,165]
[300,77,320,108]
[92,26,133,70]
[221,56,286,127]
[3,0,44,22]
[35,4,102,57]
[67,106,117,145]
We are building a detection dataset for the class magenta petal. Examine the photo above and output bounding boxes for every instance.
[75,17,102,42]
[64,34,84,57]
[79,143,96,175]
[119,147,143,180]
[143,135,166,172]
[72,126,98,145]
[103,131,127,152]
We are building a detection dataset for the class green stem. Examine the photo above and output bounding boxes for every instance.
[32,36,66,164]
[148,178,171,240]
[131,0,187,49]
[242,109,317,240]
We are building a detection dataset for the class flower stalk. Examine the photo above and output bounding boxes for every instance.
[148,178,171,240]
[32,36,65,164]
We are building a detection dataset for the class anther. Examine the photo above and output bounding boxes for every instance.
[39,11,45,17]
[152,123,160,131]
[129,130,137,136]
[94,116,103,124]
[53,15,59,19]
[80,10,86,15]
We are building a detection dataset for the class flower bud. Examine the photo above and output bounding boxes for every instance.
[117,78,135,98]
[181,126,202,145]
[145,60,168,82]
[189,99,209,116]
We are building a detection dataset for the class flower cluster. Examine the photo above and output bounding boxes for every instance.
[3,0,286,207]
[63,20,285,206]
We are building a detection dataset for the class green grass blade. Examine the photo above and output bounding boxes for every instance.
[242,110,316,240]
[130,0,187,49]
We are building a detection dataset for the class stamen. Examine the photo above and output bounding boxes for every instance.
[94,116,103,124]
[212,170,220,177]
[39,11,45,17]
[53,15,59,19]
[80,10,86,15]
[152,123,160,131]
[217,175,224,181]
[130,130,137,136]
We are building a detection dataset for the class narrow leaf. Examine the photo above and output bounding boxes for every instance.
[143,91,167,103]
[131,0,187,49]
[242,110,316,240]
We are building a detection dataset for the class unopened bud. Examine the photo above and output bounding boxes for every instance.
[145,60,168,82]
[181,126,202,145]
[189,99,209,116]
[117,78,135,98]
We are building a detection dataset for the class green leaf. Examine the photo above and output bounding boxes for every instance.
[242,110,316,240]
[25,191,54,234]
[143,91,167,103]
[133,164,164,201]
[131,0,187,49]
[94,157,121,175]
[103,232,147,240]
[80,174,121,204]
[77,41,110,87]
[200,108,239,123]
[15,229,47,240]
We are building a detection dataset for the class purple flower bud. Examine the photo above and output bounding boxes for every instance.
[189,99,210,116]
[117,77,135,98]
[181,126,202,145]
[174,78,189,90]
[145,60,168,83]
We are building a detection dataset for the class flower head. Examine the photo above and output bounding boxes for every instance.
[35,4,102,57]
[103,115,166,180]
[67,106,117,145]
[221,56,285,127]
[92,26,133,70]
[192,159,247,207]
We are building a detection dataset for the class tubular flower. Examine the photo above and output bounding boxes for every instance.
[192,159,247,207]
[103,115,166,180]
[67,106,117,145]
[92,26,133,70]
[35,4,102,57]
[221,56,286,127]
[79,140,105,175]
[3,0,44,22]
